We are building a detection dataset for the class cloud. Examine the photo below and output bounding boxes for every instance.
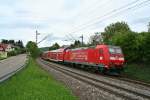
[63,0,81,10]
[131,16,150,24]
[0,21,47,29]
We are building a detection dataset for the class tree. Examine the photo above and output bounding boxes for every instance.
[8,40,15,45]
[49,43,60,50]
[141,32,150,62]
[26,41,40,58]
[70,40,82,48]
[102,21,131,44]
[74,40,81,47]
[16,40,24,48]
[1,39,8,44]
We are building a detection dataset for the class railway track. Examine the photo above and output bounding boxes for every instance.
[63,61,150,88]
[38,58,150,100]
[118,77,150,88]
[96,73,150,89]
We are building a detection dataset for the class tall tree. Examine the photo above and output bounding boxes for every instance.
[70,40,82,48]
[1,39,8,44]
[26,41,40,58]
[8,40,15,45]
[49,43,60,50]
[141,32,150,62]
[16,40,24,48]
[102,21,131,44]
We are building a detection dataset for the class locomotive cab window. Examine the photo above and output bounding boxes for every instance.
[109,46,122,54]
[116,48,122,54]
[109,47,115,54]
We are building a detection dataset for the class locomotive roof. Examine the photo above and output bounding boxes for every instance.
[45,45,121,53]
[70,44,121,51]
[108,45,121,48]
[71,46,95,51]
[50,48,66,52]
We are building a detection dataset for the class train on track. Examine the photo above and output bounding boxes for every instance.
[41,44,125,75]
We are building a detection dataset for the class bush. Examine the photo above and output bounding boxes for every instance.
[7,51,17,57]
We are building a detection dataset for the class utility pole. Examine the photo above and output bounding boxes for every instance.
[35,30,40,44]
[80,34,83,46]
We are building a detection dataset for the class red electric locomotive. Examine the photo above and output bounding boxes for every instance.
[42,44,125,75]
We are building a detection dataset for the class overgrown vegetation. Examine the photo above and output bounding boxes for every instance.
[0,58,77,100]
[26,41,41,58]
[7,48,26,57]
[124,64,150,83]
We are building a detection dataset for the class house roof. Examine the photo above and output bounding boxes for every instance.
[0,45,5,51]
[0,43,12,51]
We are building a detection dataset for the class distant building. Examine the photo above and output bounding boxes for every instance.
[0,43,14,58]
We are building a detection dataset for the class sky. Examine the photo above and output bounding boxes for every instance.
[0,0,150,47]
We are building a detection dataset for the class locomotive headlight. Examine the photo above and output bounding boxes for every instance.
[110,56,115,60]
[99,56,103,60]
[119,57,124,60]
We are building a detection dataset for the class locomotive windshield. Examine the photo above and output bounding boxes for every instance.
[109,46,122,54]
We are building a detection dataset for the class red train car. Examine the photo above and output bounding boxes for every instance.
[43,48,68,62]
[42,44,125,74]
[41,51,50,60]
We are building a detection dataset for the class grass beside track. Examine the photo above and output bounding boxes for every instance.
[124,64,150,83]
[0,58,77,100]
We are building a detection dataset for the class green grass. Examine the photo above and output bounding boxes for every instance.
[0,58,77,100]
[124,64,150,83]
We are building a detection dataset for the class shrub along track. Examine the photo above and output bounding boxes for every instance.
[37,58,150,100]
